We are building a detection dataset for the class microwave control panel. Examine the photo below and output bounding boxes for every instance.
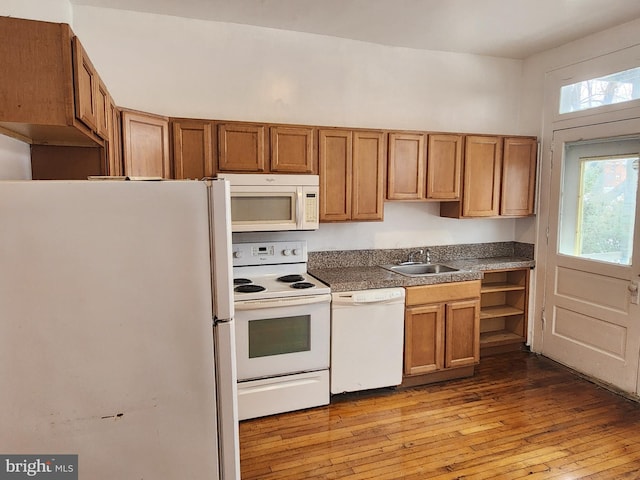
[232,241,307,266]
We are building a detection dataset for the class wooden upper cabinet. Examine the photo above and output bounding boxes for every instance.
[501,137,537,216]
[96,80,110,139]
[121,110,171,178]
[72,37,98,133]
[270,126,316,173]
[462,135,502,217]
[217,123,267,172]
[173,120,214,180]
[319,129,352,222]
[0,16,103,146]
[106,99,122,176]
[319,129,385,222]
[387,132,426,200]
[427,134,462,200]
[352,131,385,221]
[440,135,537,218]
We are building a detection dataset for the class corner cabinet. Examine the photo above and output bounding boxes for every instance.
[319,129,385,222]
[480,268,529,355]
[403,281,481,387]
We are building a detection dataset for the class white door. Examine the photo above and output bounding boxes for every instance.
[542,120,640,394]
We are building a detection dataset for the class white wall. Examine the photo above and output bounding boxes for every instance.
[71,6,526,135]
[0,135,31,180]
[67,6,530,251]
[0,0,72,24]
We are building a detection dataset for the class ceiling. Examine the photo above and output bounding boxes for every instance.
[69,0,640,59]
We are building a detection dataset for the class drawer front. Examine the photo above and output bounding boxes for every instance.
[406,280,481,306]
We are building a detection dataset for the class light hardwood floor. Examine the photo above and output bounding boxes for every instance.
[239,351,640,479]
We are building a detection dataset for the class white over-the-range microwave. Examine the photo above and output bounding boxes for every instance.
[216,173,320,232]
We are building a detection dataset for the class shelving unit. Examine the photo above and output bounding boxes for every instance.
[480,268,529,356]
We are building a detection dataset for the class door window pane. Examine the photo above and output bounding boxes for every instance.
[560,142,639,265]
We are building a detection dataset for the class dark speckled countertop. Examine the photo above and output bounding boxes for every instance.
[307,242,535,293]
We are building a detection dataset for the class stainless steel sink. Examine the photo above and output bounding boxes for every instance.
[380,263,459,276]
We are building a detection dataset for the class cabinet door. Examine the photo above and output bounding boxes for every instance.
[217,123,267,172]
[270,126,316,173]
[173,121,214,180]
[319,129,352,221]
[121,110,171,178]
[106,99,122,176]
[462,135,502,216]
[427,134,462,200]
[72,37,98,133]
[352,131,385,221]
[95,80,110,139]
[387,133,425,200]
[404,304,444,375]
[501,137,537,216]
[445,299,480,369]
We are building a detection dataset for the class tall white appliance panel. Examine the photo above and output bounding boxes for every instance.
[208,179,240,480]
[0,180,237,479]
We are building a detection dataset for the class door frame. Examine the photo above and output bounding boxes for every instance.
[532,52,640,356]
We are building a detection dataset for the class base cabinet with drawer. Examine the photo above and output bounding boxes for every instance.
[403,281,481,386]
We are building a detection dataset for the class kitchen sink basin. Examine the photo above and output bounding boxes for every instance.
[381,263,459,276]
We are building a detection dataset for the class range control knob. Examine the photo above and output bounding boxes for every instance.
[233,251,242,259]
[282,249,292,256]
[292,248,300,256]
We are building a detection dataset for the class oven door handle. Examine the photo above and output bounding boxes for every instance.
[235,293,332,310]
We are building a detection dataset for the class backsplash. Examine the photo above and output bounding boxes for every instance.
[307,241,534,269]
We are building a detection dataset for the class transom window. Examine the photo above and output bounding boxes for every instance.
[559,67,640,114]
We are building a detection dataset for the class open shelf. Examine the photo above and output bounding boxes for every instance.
[480,268,529,356]
[481,282,525,294]
[480,330,525,346]
[480,305,525,320]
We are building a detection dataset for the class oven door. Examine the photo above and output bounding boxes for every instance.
[234,294,331,381]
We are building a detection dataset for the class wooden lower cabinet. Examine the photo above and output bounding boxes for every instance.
[403,281,481,386]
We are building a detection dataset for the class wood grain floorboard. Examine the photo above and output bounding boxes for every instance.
[239,351,640,479]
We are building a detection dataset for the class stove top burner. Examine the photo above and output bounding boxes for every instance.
[234,278,252,285]
[235,284,266,293]
[291,282,315,289]
[277,274,305,283]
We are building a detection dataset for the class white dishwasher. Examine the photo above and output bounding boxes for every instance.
[330,288,406,394]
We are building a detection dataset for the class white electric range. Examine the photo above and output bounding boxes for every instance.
[232,240,331,420]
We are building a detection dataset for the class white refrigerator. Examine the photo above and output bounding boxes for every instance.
[0,179,240,479]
